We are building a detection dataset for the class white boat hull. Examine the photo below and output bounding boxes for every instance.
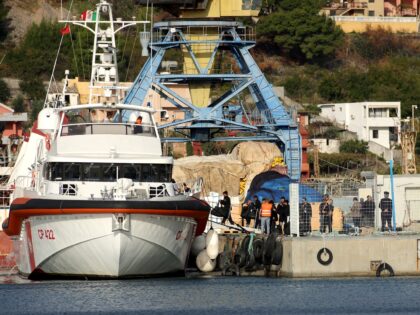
[17,214,197,278]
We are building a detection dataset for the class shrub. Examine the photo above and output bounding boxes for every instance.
[339,140,368,154]
[11,95,25,113]
[0,78,10,102]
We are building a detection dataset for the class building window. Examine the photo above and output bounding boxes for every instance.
[369,108,387,118]
[372,129,379,139]
[369,0,375,3]
[389,108,398,117]
[368,10,375,16]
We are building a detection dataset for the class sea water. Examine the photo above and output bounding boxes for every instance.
[0,274,420,314]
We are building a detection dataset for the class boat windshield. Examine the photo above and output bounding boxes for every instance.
[60,108,156,137]
[45,162,172,182]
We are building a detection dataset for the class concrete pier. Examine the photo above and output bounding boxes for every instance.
[212,232,420,278]
[281,234,420,277]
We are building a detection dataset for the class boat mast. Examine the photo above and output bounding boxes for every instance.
[59,0,149,105]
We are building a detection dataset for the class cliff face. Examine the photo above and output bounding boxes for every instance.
[5,0,67,43]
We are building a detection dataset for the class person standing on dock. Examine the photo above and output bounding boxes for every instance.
[241,200,252,227]
[319,195,330,233]
[379,191,393,232]
[260,199,272,234]
[326,195,334,233]
[349,197,362,235]
[269,199,278,233]
[299,197,312,235]
[277,197,289,235]
[253,195,261,229]
[221,191,234,225]
[363,195,375,227]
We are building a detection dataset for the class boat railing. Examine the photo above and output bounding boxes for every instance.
[0,188,12,208]
[61,122,156,137]
[15,176,34,191]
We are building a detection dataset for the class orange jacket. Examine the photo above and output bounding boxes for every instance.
[260,202,272,217]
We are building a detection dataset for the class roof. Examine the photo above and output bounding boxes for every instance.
[0,112,28,122]
[318,102,401,109]
[0,103,14,113]
[48,83,79,94]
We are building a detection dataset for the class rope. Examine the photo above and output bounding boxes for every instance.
[44,0,74,108]
[125,23,139,82]
[78,30,86,80]
[69,27,80,79]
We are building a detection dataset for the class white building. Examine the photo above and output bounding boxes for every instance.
[318,102,401,149]
[363,174,420,229]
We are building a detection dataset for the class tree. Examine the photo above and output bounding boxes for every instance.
[339,140,368,154]
[257,3,343,62]
[30,100,44,122]
[11,95,25,113]
[6,20,73,79]
[0,78,10,102]
[0,0,10,43]
[20,79,46,100]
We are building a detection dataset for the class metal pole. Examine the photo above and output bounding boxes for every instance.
[412,105,418,132]
[389,151,397,232]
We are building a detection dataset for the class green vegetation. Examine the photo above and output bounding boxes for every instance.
[11,95,25,113]
[20,79,46,101]
[0,78,10,102]
[258,0,343,62]
[0,0,10,43]
[339,140,368,154]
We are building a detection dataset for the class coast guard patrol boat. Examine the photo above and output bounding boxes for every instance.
[2,0,210,278]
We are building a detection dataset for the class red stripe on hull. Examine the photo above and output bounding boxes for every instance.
[24,221,36,271]
[5,208,209,237]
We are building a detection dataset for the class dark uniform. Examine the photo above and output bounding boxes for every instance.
[299,200,312,234]
[221,193,234,225]
[363,198,375,227]
[379,193,393,231]
[319,201,332,233]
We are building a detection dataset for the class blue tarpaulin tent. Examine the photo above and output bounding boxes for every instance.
[245,171,323,203]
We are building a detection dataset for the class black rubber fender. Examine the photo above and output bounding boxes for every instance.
[252,239,264,263]
[271,239,283,266]
[222,263,240,276]
[217,251,232,270]
[244,252,256,270]
[234,249,247,268]
[240,235,251,251]
[376,263,395,277]
[317,248,333,266]
[263,233,276,265]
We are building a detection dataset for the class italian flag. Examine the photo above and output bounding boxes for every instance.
[80,10,97,21]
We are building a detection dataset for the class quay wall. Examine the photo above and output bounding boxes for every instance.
[281,235,420,277]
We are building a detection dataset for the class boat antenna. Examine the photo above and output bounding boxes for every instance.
[44,0,75,109]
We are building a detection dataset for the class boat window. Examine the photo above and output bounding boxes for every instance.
[84,164,102,181]
[60,109,156,137]
[63,163,81,181]
[45,163,172,182]
[120,164,140,180]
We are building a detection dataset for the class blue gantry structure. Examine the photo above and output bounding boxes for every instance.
[124,20,302,181]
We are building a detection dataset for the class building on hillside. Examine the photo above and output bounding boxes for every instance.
[318,102,401,150]
[311,138,341,154]
[322,0,419,17]
[0,103,27,169]
[321,0,420,32]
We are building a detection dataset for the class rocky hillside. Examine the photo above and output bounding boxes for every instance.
[5,0,66,43]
